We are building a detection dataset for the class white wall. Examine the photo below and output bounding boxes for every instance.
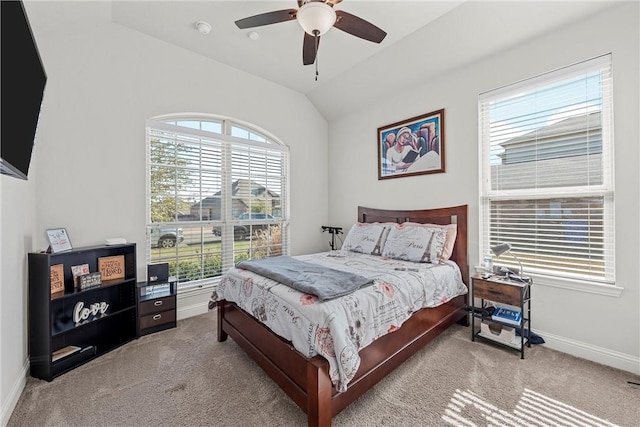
[30,3,329,259]
[328,2,639,372]
[1,1,329,424]
[0,167,37,426]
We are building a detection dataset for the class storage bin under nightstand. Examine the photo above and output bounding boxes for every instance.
[137,280,177,336]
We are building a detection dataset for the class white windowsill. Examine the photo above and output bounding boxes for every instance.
[527,274,623,297]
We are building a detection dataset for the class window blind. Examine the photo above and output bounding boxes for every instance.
[479,54,614,284]
[146,118,289,291]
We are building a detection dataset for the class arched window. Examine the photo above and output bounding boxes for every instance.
[146,114,289,291]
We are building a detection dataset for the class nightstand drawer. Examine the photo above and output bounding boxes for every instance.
[473,279,523,306]
[140,309,176,330]
[139,296,176,316]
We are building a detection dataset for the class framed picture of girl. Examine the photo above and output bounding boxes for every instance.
[378,109,445,180]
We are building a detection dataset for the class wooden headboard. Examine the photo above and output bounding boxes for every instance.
[357,205,469,285]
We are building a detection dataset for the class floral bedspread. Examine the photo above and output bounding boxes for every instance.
[215,251,467,392]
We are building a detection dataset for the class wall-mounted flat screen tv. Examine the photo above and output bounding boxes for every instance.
[1,0,47,180]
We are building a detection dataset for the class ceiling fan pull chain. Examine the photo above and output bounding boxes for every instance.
[314,31,319,81]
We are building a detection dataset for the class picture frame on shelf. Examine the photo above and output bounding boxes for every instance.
[78,272,102,290]
[98,255,125,281]
[377,109,445,180]
[70,263,90,286]
[50,264,64,294]
[46,228,72,253]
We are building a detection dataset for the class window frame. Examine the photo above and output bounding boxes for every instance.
[478,54,618,292]
[145,114,290,292]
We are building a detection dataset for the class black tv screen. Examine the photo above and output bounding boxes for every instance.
[1,0,47,180]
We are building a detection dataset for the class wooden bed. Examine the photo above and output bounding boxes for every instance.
[216,205,469,426]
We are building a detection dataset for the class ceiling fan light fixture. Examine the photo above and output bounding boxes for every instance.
[296,2,336,36]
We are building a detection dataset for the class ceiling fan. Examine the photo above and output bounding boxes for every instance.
[235,0,387,72]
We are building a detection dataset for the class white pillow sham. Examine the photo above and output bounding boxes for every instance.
[403,222,457,261]
[342,222,389,255]
[381,223,448,263]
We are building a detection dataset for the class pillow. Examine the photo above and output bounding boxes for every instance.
[342,222,389,255]
[381,223,448,263]
[404,222,457,261]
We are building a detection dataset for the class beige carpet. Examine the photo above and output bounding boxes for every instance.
[8,311,640,426]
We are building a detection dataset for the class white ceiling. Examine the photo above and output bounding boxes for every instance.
[111,1,465,95]
[28,1,615,120]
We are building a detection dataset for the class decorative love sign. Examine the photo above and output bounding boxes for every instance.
[73,301,109,325]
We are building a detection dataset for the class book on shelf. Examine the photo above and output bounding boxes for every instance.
[52,345,81,362]
[491,306,522,326]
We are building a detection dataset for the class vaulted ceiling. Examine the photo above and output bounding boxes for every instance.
[29,1,613,120]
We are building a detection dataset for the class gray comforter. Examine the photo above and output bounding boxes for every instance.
[237,255,372,301]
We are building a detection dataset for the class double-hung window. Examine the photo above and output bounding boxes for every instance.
[146,116,289,291]
[479,54,614,285]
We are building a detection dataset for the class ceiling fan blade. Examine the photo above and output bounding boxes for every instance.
[302,32,320,65]
[334,10,387,43]
[326,0,343,5]
[235,9,297,29]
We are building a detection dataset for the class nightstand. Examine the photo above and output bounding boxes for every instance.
[136,279,177,336]
[471,275,531,358]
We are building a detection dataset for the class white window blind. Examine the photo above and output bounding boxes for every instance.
[146,117,289,291]
[479,54,614,284]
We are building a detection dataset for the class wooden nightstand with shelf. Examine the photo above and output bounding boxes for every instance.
[471,274,531,358]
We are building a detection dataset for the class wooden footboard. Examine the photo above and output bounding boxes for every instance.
[217,295,467,427]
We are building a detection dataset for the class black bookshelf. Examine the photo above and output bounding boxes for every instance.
[28,243,137,381]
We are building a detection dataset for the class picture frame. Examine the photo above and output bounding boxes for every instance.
[98,255,125,281]
[377,109,445,180]
[50,264,65,294]
[46,228,72,253]
[70,264,90,286]
[77,272,102,290]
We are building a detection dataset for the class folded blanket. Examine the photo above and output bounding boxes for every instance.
[237,256,372,301]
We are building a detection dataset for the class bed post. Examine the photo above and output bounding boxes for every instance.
[216,301,228,342]
[307,357,332,427]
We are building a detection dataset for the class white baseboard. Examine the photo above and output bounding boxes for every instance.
[176,285,213,321]
[535,328,640,375]
[1,358,28,427]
